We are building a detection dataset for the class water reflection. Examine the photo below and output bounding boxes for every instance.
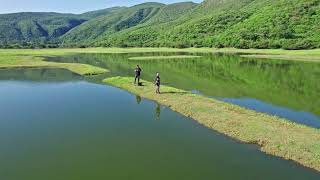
[135,95,161,120]
[0,68,82,82]
[136,95,142,105]
[1,80,319,179]
[155,103,161,121]
[48,53,320,128]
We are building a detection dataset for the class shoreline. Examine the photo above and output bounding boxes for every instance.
[0,55,108,76]
[128,55,203,60]
[104,77,320,172]
[1,48,320,62]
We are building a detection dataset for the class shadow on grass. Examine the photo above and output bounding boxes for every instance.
[134,82,145,86]
[160,91,189,95]
[133,83,189,95]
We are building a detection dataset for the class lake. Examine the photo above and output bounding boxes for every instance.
[49,52,320,128]
[0,68,319,180]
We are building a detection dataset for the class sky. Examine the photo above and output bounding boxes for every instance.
[0,0,203,14]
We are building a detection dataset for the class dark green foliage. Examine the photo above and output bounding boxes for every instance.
[61,3,164,45]
[1,0,319,49]
[0,12,86,47]
[79,7,125,19]
[212,0,320,49]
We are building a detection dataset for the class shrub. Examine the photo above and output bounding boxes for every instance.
[235,40,250,49]
[282,39,315,50]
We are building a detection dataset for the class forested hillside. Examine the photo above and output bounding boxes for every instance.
[0,0,319,49]
[61,3,165,46]
[0,12,86,48]
[92,2,197,47]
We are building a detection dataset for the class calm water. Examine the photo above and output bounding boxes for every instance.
[0,69,319,180]
[49,53,320,128]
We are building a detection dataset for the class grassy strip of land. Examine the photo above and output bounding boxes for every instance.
[104,77,320,171]
[240,54,320,62]
[1,48,320,62]
[128,55,202,60]
[0,55,108,76]
[0,48,212,56]
[211,48,320,62]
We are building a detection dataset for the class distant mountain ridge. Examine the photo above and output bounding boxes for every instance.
[0,0,319,49]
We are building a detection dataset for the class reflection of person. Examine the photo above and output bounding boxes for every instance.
[134,65,142,85]
[155,72,161,94]
[136,95,142,105]
[156,103,161,120]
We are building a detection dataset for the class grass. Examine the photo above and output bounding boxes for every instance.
[1,47,320,62]
[240,54,320,62]
[104,77,320,172]
[0,48,212,56]
[211,48,320,62]
[0,54,108,76]
[128,55,202,60]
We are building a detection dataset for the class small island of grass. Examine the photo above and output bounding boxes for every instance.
[104,76,320,172]
[128,55,202,60]
[0,54,108,76]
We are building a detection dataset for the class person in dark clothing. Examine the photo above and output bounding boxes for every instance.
[155,72,161,94]
[134,65,142,85]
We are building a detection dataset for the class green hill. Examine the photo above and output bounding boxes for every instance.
[93,2,197,47]
[0,0,319,49]
[61,3,165,46]
[79,7,125,19]
[0,12,86,47]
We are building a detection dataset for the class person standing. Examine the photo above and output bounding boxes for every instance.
[134,65,142,85]
[155,72,161,94]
